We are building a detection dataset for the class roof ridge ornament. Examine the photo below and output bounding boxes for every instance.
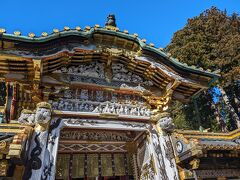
[105,14,117,27]
[105,14,119,31]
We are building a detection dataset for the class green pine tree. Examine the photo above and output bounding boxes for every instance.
[166,7,240,131]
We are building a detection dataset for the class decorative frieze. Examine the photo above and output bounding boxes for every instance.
[112,63,153,86]
[64,119,148,131]
[60,129,137,142]
[52,62,154,91]
[194,169,240,178]
[58,143,126,153]
[49,88,152,117]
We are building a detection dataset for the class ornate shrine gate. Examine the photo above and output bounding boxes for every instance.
[37,81,180,180]
[43,116,179,180]
[0,15,219,180]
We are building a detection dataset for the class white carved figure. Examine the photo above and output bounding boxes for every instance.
[124,106,128,115]
[18,109,35,125]
[55,62,105,79]
[79,103,84,111]
[89,104,94,111]
[64,90,73,99]
[58,100,64,110]
[50,99,152,117]
[67,101,73,111]
[93,106,100,113]
[84,103,89,111]
[111,93,118,102]
[158,116,175,132]
[18,102,52,125]
[110,104,116,114]
[49,88,153,117]
[64,101,68,111]
[102,103,110,113]
[52,101,58,110]
[80,89,88,100]
[96,91,104,101]
[144,108,151,116]
[35,102,52,124]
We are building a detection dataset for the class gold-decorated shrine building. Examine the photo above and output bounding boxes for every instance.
[0,16,239,180]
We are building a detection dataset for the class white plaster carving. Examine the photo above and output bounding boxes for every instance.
[53,61,105,79]
[50,99,151,117]
[112,63,153,86]
[158,116,175,132]
[18,111,35,125]
[18,105,52,125]
[63,118,148,131]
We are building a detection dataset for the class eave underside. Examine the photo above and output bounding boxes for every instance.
[0,35,215,102]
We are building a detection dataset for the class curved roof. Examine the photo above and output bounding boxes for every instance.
[0,26,219,79]
[0,25,220,101]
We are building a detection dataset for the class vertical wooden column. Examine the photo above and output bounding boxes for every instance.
[5,82,12,122]
[13,165,25,180]
[98,153,102,179]
[124,153,129,179]
[155,116,180,180]
[21,102,53,180]
[68,153,73,180]
[41,118,63,180]
[84,153,87,179]
[32,59,43,103]
[111,153,115,178]
[132,153,139,180]
[10,82,17,121]
[139,115,180,179]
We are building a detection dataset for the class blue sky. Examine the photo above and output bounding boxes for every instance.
[0,0,239,47]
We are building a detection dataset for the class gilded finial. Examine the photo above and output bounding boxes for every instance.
[53,28,59,33]
[167,53,171,57]
[95,24,100,28]
[149,43,155,47]
[0,28,6,33]
[64,26,70,31]
[85,26,91,31]
[75,26,81,31]
[141,39,146,43]
[28,32,35,38]
[105,14,117,27]
[159,47,164,51]
[41,32,48,37]
[133,33,138,38]
[123,30,129,34]
[14,31,21,36]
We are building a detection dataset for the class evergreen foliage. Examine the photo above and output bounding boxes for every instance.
[166,7,240,131]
